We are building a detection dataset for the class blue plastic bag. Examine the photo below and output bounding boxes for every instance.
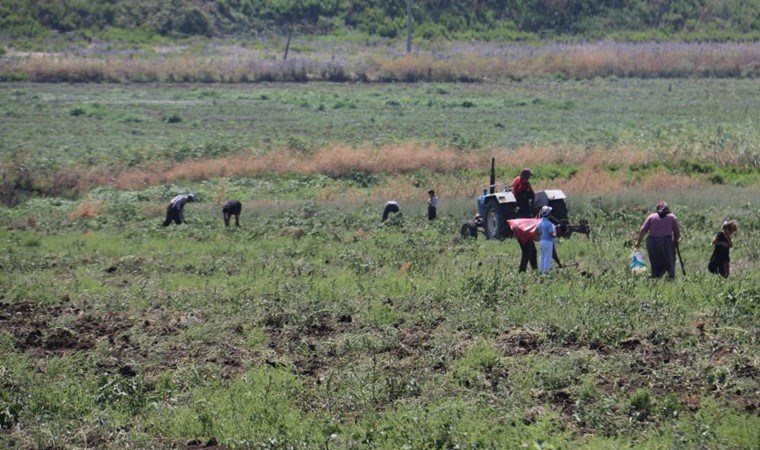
[629,250,647,274]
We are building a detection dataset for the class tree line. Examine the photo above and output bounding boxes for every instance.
[2,0,759,41]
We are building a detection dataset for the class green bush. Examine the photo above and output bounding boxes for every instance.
[629,389,653,420]
[451,338,503,387]
[0,72,26,82]
[2,0,760,42]
[179,8,214,37]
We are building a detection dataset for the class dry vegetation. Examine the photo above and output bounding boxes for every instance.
[56,145,737,203]
[54,145,696,194]
[0,142,753,205]
[4,41,760,83]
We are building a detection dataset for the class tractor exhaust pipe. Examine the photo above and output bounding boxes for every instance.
[489,157,495,194]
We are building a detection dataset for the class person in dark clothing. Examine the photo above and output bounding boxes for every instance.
[222,200,242,227]
[162,193,196,226]
[708,220,737,278]
[427,189,439,220]
[634,200,681,280]
[512,168,535,218]
[381,201,401,222]
[518,239,563,272]
[518,238,538,272]
[460,213,483,238]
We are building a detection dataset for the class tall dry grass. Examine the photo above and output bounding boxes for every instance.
[66,200,104,219]
[0,143,754,205]
[4,41,760,83]
[91,144,487,190]
[92,144,719,195]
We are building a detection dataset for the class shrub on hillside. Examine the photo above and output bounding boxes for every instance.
[179,8,214,37]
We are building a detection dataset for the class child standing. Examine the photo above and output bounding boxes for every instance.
[222,200,242,227]
[427,189,439,220]
[708,220,737,278]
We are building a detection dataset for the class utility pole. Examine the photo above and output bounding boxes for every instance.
[406,0,412,53]
[283,25,292,60]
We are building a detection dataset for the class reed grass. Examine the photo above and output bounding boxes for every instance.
[4,145,752,203]
[0,142,757,207]
[4,41,760,83]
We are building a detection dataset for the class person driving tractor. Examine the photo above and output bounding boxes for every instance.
[512,168,535,217]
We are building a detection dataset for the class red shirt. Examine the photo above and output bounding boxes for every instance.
[512,176,532,194]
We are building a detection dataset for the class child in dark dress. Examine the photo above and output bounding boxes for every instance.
[222,200,242,227]
[708,220,737,278]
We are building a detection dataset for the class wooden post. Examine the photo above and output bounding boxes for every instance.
[283,26,292,60]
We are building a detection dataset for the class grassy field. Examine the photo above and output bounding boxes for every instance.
[3,79,760,161]
[1,79,759,205]
[0,79,759,448]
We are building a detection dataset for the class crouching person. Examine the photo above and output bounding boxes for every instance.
[162,193,196,227]
[381,201,401,222]
[460,213,483,239]
[223,200,242,227]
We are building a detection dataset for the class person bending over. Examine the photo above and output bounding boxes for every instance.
[381,201,401,222]
[162,193,196,227]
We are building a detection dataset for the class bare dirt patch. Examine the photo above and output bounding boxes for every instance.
[0,300,252,380]
[1,301,130,354]
[493,326,760,426]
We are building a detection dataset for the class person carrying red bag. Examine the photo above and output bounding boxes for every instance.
[508,215,563,273]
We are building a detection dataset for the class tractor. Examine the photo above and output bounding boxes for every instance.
[476,158,590,240]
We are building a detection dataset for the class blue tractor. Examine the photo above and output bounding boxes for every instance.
[476,158,590,240]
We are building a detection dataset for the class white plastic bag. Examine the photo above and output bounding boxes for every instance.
[629,250,647,274]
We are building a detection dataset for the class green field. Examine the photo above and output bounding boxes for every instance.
[2,79,760,167]
[1,79,759,448]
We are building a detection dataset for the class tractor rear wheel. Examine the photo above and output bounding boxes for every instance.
[548,199,568,222]
[484,202,508,240]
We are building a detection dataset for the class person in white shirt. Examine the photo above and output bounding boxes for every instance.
[381,200,401,222]
[162,193,196,226]
[535,206,558,274]
[427,189,439,220]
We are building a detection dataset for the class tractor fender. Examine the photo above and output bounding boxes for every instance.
[477,191,516,219]
[534,190,566,209]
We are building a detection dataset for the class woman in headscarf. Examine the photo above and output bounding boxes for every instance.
[634,201,681,280]
[535,206,557,274]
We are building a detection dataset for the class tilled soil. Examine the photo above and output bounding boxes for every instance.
[1,298,757,446]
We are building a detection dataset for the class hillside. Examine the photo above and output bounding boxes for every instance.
[2,0,760,42]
